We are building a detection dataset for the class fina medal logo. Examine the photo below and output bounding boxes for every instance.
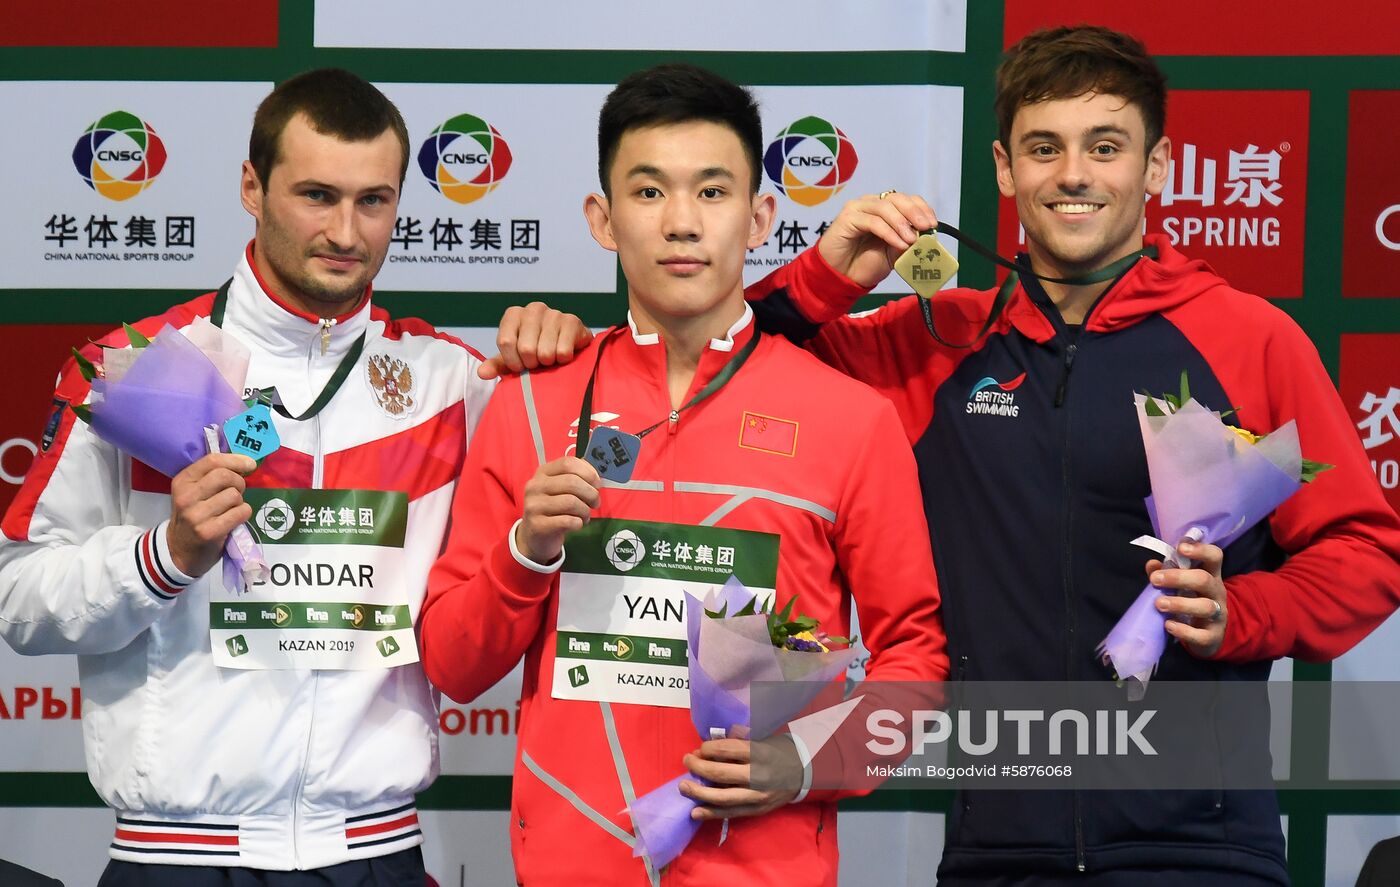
[417,113,513,204]
[763,116,858,207]
[605,529,646,573]
[72,111,167,201]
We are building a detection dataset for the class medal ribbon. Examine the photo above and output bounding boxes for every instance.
[211,279,367,422]
[577,325,762,456]
[916,222,1157,348]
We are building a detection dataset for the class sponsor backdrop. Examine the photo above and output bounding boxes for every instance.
[1,1,1397,884]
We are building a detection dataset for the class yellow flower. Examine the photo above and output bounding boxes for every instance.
[1229,425,1262,445]
[791,630,829,652]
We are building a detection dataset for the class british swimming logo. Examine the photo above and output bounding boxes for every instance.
[966,372,1026,418]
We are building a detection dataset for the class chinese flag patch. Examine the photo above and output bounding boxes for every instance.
[739,411,798,457]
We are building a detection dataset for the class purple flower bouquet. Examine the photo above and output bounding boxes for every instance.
[628,576,856,870]
[78,320,268,590]
[1097,381,1322,699]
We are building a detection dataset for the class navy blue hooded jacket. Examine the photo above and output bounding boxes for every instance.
[747,234,1400,881]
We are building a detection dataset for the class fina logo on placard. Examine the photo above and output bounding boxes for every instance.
[762,116,858,207]
[71,111,167,201]
[417,113,513,204]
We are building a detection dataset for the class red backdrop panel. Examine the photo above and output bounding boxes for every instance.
[1004,0,1400,55]
[1342,92,1400,298]
[1340,334,1400,517]
[0,324,112,518]
[1,2,278,48]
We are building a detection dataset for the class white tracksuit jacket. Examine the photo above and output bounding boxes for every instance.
[0,245,492,870]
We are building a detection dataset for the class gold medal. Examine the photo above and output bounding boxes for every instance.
[894,233,959,299]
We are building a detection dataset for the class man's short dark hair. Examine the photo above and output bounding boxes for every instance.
[249,68,410,190]
[597,63,763,196]
[995,26,1167,154]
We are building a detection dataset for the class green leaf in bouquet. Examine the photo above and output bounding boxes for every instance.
[1142,395,1166,417]
[1179,370,1191,407]
[733,597,757,618]
[69,403,92,425]
[774,595,797,626]
[826,635,857,647]
[70,348,98,383]
[1164,393,1180,410]
[1300,458,1335,484]
[123,323,151,349]
[704,604,729,620]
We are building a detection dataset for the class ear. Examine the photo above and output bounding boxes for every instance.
[240,160,264,222]
[992,140,1015,199]
[583,192,617,252]
[748,192,777,250]
[1144,135,1171,197]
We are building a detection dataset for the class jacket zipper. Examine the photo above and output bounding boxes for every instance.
[1031,275,1123,874]
[291,675,320,865]
[310,333,326,487]
[294,329,328,862]
[1057,355,1086,872]
[1054,344,1078,408]
[1034,301,1088,870]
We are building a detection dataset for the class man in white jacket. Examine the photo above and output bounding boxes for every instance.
[0,68,541,886]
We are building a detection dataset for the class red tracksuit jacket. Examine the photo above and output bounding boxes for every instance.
[420,312,948,886]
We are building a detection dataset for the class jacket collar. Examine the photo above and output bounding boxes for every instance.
[624,304,753,353]
[1002,234,1228,343]
[222,241,373,360]
[610,305,758,399]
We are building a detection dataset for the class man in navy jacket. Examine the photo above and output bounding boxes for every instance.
[743,24,1400,886]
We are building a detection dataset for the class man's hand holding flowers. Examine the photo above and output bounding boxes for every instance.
[1147,538,1228,659]
[167,453,257,578]
[681,735,800,821]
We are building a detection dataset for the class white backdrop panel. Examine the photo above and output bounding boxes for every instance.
[0,81,268,290]
[316,1,968,53]
[376,83,618,294]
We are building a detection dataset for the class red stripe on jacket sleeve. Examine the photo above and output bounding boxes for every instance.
[3,355,92,541]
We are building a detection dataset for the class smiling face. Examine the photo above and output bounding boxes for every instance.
[993,91,1170,279]
[584,120,775,338]
[240,113,402,317]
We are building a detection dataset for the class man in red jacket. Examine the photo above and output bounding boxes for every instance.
[419,64,947,886]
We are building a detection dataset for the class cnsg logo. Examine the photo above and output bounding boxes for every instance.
[254,497,296,541]
[762,116,858,207]
[72,111,167,201]
[417,113,513,204]
[605,529,646,573]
